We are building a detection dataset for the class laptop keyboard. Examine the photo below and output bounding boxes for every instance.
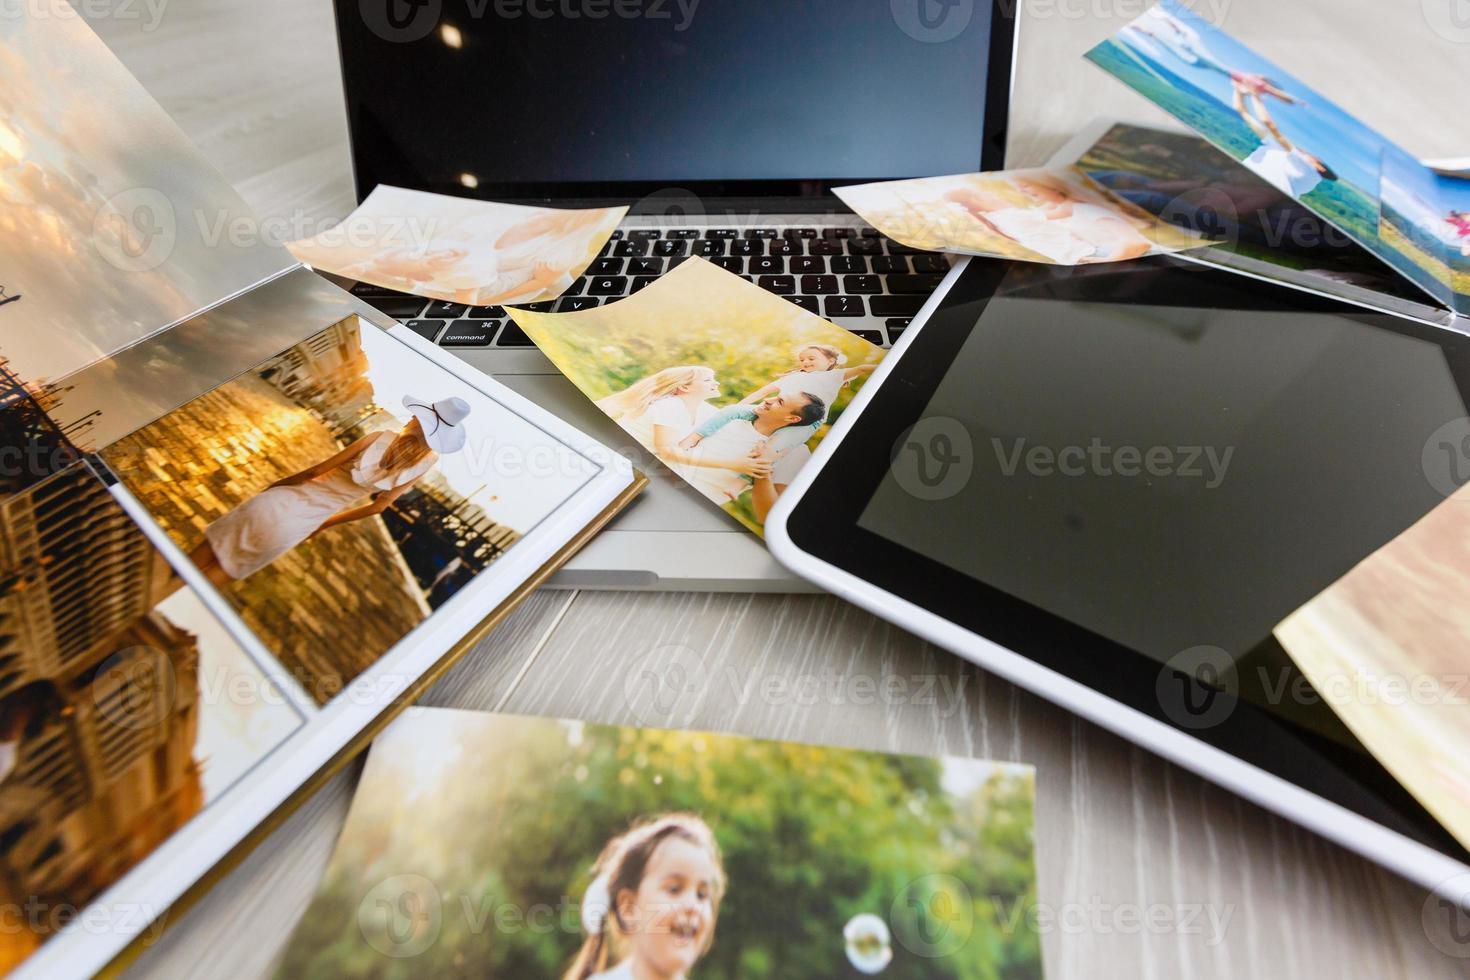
[349,225,951,350]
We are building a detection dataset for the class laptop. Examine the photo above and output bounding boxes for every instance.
[329,0,1018,590]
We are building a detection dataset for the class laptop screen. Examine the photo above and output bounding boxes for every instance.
[335,0,1013,201]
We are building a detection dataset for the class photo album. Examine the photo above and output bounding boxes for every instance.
[1082,0,1470,323]
[273,708,1043,979]
[0,9,639,977]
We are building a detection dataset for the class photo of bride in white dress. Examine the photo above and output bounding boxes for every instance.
[189,396,472,587]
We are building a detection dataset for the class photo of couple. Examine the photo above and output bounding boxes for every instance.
[287,185,626,307]
[836,167,1209,266]
[102,315,601,702]
[274,709,1042,979]
[510,258,884,536]
[1089,0,1470,315]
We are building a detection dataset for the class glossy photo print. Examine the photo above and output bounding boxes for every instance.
[509,258,883,537]
[274,708,1043,979]
[0,3,293,388]
[0,453,303,972]
[101,317,600,703]
[836,168,1210,265]
[287,186,627,307]
[1086,0,1470,314]
[1274,481,1470,852]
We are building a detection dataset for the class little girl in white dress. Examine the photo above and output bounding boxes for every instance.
[191,396,470,587]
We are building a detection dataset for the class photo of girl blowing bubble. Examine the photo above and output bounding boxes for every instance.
[565,814,726,980]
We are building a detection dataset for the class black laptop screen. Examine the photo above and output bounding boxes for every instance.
[335,0,1006,200]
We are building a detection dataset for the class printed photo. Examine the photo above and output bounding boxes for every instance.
[1274,480,1470,853]
[0,5,293,388]
[1380,153,1470,311]
[1087,0,1469,314]
[287,185,627,307]
[0,450,303,972]
[836,167,1209,265]
[102,317,601,702]
[508,258,884,536]
[275,708,1042,979]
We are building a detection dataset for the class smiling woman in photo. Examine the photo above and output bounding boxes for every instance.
[564,813,726,980]
[188,396,471,587]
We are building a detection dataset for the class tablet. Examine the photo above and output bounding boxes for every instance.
[766,256,1470,899]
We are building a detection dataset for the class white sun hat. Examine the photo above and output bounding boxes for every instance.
[403,395,471,454]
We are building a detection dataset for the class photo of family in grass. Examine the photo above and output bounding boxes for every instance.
[274,709,1042,980]
[509,258,884,536]
[836,167,1209,266]
[1088,0,1470,315]
[102,316,599,702]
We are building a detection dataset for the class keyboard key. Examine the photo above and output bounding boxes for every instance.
[885,318,912,337]
[785,228,818,239]
[912,254,951,273]
[886,240,924,255]
[590,257,624,275]
[824,227,858,239]
[707,228,739,239]
[823,296,866,317]
[588,276,629,295]
[439,320,495,347]
[791,256,825,274]
[516,300,556,313]
[712,257,744,273]
[848,237,883,256]
[425,301,468,318]
[562,278,587,296]
[654,240,687,257]
[628,257,664,276]
[888,274,946,294]
[748,256,783,275]
[860,227,882,237]
[613,239,649,256]
[744,228,778,238]
[800,274,839,295]
[495,322,536,347]
[768,239,799,256]
[668,255,690,269]
[350,282,413,299]
[667,229,701,239]
[631,276,658,294]
[842,275,882,295]
[810,240,842,256]
[610,229,624,238]
[850,330,885,346]
[830,256,867,274]
[871,294,926,316]
[872,255,909,274]
[731,239,764,256]
[629,229,661,240]
[757,275,797,295]
[789,296,821,314]
[361,296,427,318]
[405,319,445,341]
[466,304,506,318]
[556,296,601,312]
[693,239,727,256]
